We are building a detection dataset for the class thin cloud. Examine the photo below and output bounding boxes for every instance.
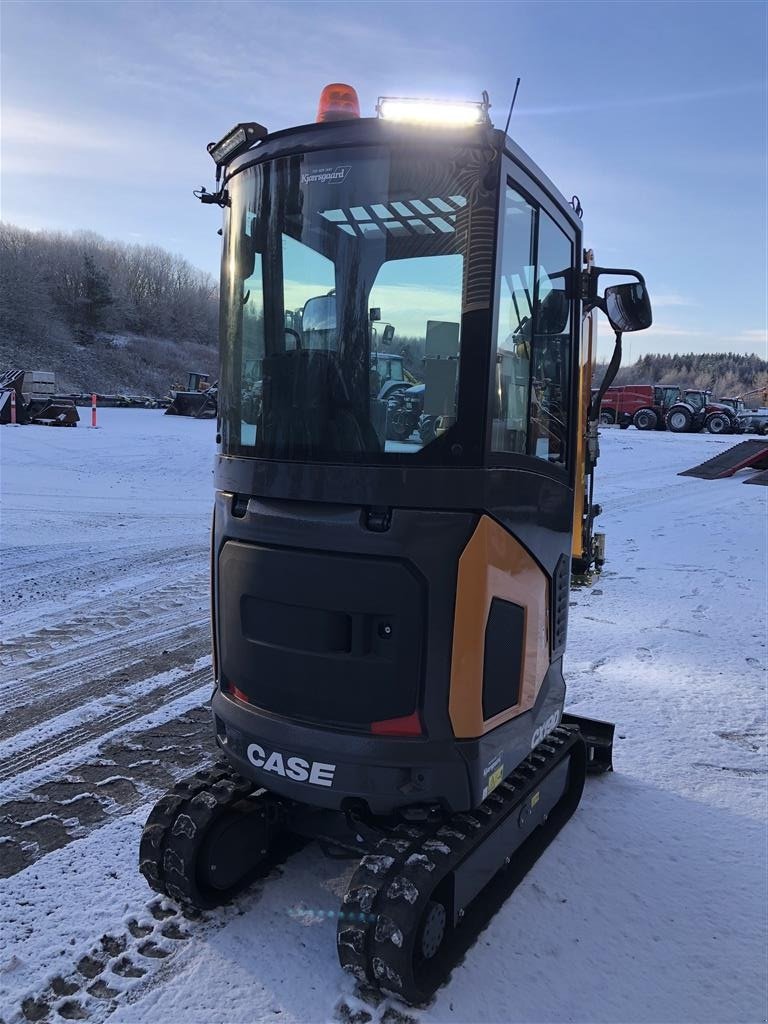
[1,104,205,183]
[719,329,768,347]
[641,325,708,338]
[518,81,767,118]
[2,108,123,151]
[652,294,694,309]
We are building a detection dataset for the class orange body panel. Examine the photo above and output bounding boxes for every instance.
[449,516,550,739]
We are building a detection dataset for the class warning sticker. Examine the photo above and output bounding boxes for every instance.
[488,765,504,794]
[482,752,504,799]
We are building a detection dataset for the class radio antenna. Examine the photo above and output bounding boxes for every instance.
[504,78,521,136]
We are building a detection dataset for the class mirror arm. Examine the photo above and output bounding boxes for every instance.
[591,267,646,287]
[590,329,623,421]
[584,295,607,316]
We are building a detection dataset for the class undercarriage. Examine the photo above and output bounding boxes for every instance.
[140,720,609,1004]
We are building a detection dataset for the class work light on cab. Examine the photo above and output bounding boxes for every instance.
[316,83,361,122]
[207,122,268,166]
[377,94,491,126]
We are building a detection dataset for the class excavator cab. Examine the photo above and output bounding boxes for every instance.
[141,86,652,1004]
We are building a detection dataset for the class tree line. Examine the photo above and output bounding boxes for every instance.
[599,351,767,400]
[0,223,218,350]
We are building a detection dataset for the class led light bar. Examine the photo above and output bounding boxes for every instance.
[377,95,490,127]
[207,122,267,166]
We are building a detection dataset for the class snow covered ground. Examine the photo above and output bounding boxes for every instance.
[1,412,766,1024]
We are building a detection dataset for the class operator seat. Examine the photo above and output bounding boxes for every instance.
[261,350,381,457]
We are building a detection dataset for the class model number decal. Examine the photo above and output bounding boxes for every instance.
[531,710,560,749]
[246,743,336,787]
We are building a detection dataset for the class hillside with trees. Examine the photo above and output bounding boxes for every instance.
[2,223,765,402]
[0,223,218,396]
[598,352,767,401]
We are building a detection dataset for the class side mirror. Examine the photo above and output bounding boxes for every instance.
[604,282,652,333]
[383,324,395,343]
[302,294,337,331]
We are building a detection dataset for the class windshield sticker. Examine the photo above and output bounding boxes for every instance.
[301,165,351,186]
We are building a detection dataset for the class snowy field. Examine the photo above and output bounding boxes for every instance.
[1,410,766,1024]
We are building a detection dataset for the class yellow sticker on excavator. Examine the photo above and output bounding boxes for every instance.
[488,766,503,793]
[531,790,540,807]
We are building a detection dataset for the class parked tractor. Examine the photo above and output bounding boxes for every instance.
[666,389,740,434]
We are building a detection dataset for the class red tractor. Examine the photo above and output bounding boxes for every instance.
[665,389,740,434]
[599,383,682,430]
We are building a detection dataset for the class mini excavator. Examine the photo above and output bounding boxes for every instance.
[140,84,652,1004]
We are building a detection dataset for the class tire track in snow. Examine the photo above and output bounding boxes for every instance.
[0,570,206,674]
[0,704,214,880]
[0,666,212,785]
[0,630,209,743]
[1,541,202,591]
[0,610,208,710]
[0,548,207,633]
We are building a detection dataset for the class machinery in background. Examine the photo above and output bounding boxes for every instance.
[0,369,79,426]
[599,382,681,430]
[665,388,741,434]
[721,388,768,435]
[165,371,218,418]
[599,383,756,435]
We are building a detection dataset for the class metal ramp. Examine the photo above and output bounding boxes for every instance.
[679,439,768,480]
[744,468,768,485]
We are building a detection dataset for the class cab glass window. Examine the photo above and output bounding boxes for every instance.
[220,147,478,463]
[529,211,572,466]
[491,188,536,454]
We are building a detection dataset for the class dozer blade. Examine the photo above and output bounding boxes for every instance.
[561,712,614,773]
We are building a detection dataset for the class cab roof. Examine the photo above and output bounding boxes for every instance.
[224,117,582,230]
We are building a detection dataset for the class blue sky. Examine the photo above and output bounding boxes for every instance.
[2,0,766,362]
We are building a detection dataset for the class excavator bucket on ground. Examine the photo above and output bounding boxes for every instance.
[26,397,79,426]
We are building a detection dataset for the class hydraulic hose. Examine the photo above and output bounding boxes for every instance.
[589,329,623,422]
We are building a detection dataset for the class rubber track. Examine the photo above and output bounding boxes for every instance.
[0,665,212,784]
[139,762,264,906]
[337,725,582,1004]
